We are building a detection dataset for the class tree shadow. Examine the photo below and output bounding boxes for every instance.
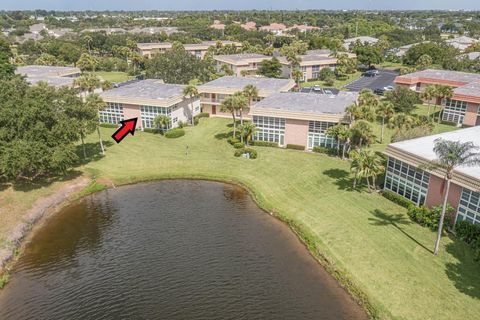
[445,240,480,299]
[323,168,361,192]
[75,140,114,165]
[369,209,433,254]
[1,170,84,192]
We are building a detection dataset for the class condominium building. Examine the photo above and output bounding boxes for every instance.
[99,80,200,130]
[213,53,272,77]
[198,76,295,119]
[394,69,480,126]
[384,127,480,225]
[137,41,242,59]
[15,65,81,88]
[278,50,356,81]
[251,91,357,148]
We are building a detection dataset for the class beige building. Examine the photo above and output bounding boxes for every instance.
[214,53,272,77]
[137,41,242,59]
[198,76,295,119]
[278,50,356,81]
[251,91,357,148]
[99,80,200,130]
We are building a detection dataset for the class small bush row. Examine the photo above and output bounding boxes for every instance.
[165,128,185,138]
[286,144,305,151]
[99,123,118,129]
[250,140,278,148]
[194,112,210,125]
[234,148,257,159]
[312,146,337,156]
[233,142,245,149]
[381,190,414,209]
[407,205,454,231]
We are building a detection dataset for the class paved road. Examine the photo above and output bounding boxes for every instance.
[344,70,399,92]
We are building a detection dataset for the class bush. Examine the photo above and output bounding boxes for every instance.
[312,146,337,156]
[250,140,278,148]
[194,112,210,120]
[319,67,335,80]
[286,144,305,151]
[336,74,348,81]
[143,128,158,134]
[455,220,480,245]
[234,148,258,159]
[99,123,119,129]
[165,128,185,138]
[381,190,414,209]
[227,137,240,145]
[177,121,185,128]
[233,142,245,149]
[324,76,335,86]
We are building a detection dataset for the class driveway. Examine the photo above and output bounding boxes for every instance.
[343,69,399,92]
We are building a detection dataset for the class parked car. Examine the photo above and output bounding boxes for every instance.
[383,85,394,91]
[363,70,379,77]
[374,88,385,95]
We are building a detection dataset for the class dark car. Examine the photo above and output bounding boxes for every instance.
[373,88,385,96]
[363,70,379,77]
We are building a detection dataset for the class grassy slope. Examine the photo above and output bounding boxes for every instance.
[1,117,478,319]
[90,71,133,83]
[77,118,480,320]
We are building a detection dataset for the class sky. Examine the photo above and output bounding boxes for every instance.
[1,0,480,11]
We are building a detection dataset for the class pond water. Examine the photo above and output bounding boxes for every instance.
[0,180,366,319]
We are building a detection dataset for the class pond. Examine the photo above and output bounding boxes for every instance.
[0,180,366,319]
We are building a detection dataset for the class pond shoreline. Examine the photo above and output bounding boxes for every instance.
[0,175,376,319]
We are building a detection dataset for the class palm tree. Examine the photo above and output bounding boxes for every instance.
[74,74,101,93]
[83,34,93,54]
[292,69,304,89]
[183,85,199,126]
[221,93,247,137]
[376,101,395,143]
[153,114,171,134]
[351,120,375,150]
[424,139,480,256]
[242,84,259,124]
[433,85,453,123]
[240,122,257,146]
[350,149,384,191]
[358,89,379,108]
[85,93,107,155]
[388,113,416,132]
[101,80,113,91]
[421,85,436,119]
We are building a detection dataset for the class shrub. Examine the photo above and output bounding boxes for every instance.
[324,76,335,86]
[286,144,305,151]
[312,146,337,156]
[233,142,245,149]
[0,273,10,289]
[177,121,185,128]
[455,220,480,244]
[227,137,240,145]
[99,123,119,129]
[165,128,185,138]
[319,67,335,80]
[336,74,348,81]
[143,128,157,134]
[234,148,258,159]
[193,112,209,125]
[250,140,278,148]
[381,190,414,209]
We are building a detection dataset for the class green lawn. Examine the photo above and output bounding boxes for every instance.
[75,118,480,320]
[90,71,133,83]
[301,71,362,89]
[2,117,478,319]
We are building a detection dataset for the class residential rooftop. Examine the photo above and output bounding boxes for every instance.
[137,40,240,51]
[16,65,81,78]
[100,79,185,101]
[213,53,271,65]
[387,126,480,182]
[253,91,358,115]
[199,76,295,94]
[396,69,480,84]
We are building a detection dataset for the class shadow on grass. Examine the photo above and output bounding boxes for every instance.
[445,240,480,299]
[76,141,114,165]
[1,170,84,192]
[369,209,433,254]
[322,168,362,192]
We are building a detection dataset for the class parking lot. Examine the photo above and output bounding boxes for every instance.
[343,69,399,92]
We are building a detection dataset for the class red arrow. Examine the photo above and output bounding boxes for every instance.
[112,118,138,143]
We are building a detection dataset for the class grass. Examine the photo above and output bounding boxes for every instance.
[300,71,362,89]
[90,71,133,83]
[1,117,479,319]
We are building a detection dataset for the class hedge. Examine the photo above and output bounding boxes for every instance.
[286,144,305,151]
[250,140,278,148]
[312,146,337,156]
[233,142,245,149]
[194,112,210,125]
[456,221,480,260]
[99,123,119,129]
[227,137,240,145]
[165,128,185,138]
[381,190,414,209]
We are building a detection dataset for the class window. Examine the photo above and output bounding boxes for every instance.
[442,99,467,124]
[307,121,339,149]
[99,102,124,124]
[457,188,480,225]
[253,116,285,145]
[140,105,172,129]
[312,65,320,79]
[172,117,178,123]
[195,106,200,112]
[384,157,430,206]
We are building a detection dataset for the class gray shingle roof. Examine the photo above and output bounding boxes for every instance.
[253,92,358,114]
[399,69,480,84]
[199,76,294,92]
[16,65,80,77]
[213,53,270,63]
[100,79,185,101]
